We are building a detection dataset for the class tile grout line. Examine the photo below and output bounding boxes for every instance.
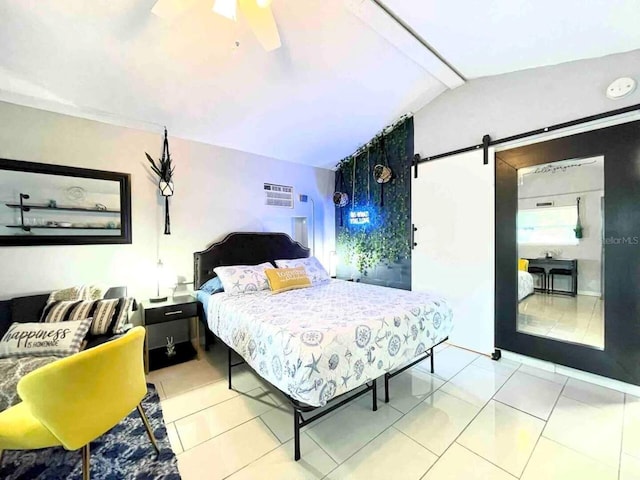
[521,374,571,477]
[491,397,550,423]
[220,417,336,480]
[392,426,442,480]
[456,442,521,479]
[320,402,407,469]
[171,422,186,456]
[257,413,284,445]
[166,384,275,424]
[544,375,629,469]
[618,394,627,480]
[304,429,340,477]
[319,353,474,480]
[175,391,280,453]
[404,352,482,419]
[446,364,523,476]
[417,361,522,479]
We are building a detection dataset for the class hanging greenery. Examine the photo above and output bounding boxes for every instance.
[335,117,412,275]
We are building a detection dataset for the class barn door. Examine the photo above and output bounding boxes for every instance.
[411,148,495,354]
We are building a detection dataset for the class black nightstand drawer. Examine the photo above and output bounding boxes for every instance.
[144,301,197,325]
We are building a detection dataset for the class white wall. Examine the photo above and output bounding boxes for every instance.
[414,49,640,158]
[413,49,640,353]
[0,101,335,300]
[518,157,604,295]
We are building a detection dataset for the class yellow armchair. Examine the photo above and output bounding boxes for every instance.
[0,326,158,480]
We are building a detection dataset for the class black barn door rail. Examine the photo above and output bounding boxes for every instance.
[412,102,640,178]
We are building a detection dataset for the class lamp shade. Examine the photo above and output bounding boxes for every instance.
[213,0,237,20]
[257,0,272,7]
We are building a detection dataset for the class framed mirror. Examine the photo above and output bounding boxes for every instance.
[516,156,604,350]
[495,120,640,386]
[0,158,132,246]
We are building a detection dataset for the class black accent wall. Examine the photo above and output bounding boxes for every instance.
[335,118,414,290]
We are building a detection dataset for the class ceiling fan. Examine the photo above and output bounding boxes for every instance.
[151,0,282,51]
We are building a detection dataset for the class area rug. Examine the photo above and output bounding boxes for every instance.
[0,384,181,480]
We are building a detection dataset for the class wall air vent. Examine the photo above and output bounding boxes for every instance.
[264,183,294,208]
[536,201,554,207]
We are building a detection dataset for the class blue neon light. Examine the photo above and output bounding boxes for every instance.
[349,211,370,225]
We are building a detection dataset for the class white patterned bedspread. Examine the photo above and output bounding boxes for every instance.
[204,279,453,407]
[518,270,534,301]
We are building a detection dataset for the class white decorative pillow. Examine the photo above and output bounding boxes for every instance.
[47,284,105,304]
[275,256,330,285]
[0,318,92,359]
[214,262,272,295]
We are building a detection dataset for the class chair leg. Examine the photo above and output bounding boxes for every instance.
[137,404,160,454]
[82,444,90,480]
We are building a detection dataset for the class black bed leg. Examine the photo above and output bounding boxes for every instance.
[430,347,435,374]
[204,328,213,351]
[372,379,378,411]
[384,373,390,403]
[294,410,301,461]
[227,347,232,390]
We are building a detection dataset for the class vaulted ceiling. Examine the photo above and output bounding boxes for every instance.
[0,0,638,168]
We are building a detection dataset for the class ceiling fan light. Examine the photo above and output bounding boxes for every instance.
[213,0,237,20]
[256,0,272,7]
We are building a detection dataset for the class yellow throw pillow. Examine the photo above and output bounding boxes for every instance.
[518,258,529,271]
[265,266,312,294]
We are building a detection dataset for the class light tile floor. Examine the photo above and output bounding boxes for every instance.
[518,293,604,349]
[147,343,637,479]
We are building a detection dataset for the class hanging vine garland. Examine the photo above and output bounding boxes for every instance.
[335,117,411,274]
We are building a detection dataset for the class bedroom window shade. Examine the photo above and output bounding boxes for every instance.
[517,206,579,246]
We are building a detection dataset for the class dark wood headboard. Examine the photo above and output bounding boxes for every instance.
[193,232,311,289]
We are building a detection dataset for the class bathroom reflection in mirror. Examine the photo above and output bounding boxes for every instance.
[516,156,604,349]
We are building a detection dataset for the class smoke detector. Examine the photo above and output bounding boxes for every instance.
[606,77,636,100]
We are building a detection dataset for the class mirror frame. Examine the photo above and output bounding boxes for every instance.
[0,158,132,246]
[495,120,640,386]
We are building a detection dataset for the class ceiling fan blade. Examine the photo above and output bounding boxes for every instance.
[238,0,281,51]
[151,0,198,19]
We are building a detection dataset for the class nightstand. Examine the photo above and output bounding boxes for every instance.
[141,295,199,373]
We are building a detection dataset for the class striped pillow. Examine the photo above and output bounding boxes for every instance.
[40,298,134,336]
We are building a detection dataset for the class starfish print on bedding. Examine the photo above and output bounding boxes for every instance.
[341,375,351,387]
[305,353,321,378]
[298,378,323,394]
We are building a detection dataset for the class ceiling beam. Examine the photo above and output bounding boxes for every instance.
[345,0,466,89]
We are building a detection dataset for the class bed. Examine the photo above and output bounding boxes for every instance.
[194,232,453,460]
[518,270,535,302]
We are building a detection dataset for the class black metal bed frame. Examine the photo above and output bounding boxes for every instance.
[193,233,451,460]
[212,328,449,461]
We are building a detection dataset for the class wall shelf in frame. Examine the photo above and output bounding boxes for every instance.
[5,203,121,214]
[0,158,132,246]
[5,225,120,230]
